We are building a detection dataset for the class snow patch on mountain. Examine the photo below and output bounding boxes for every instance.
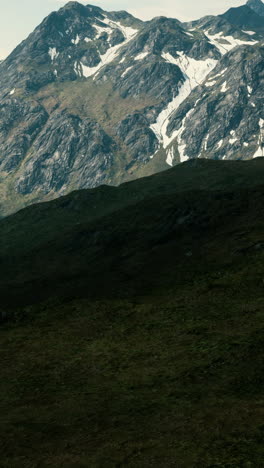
[253,118,264,158]
[134,52,149,61]
[103,17,138,40]
[74,61,82,76]
[78,17,138,79]
[48,47,59,61]
[150,52,217,162]
[204,30,258,55]
[221,81,229,93]
[248,85,253,95]
[71,35,80,45]
[166,147,174,166]
[121,66,133,78]
[168,101,200,163]
[242,30,256,35]
[208,68,227,81]
[205,80,217,87]
[93,23,112,39]
[229,130,238,144]
[80,44,123,78]
[203,134,210,151]
[253,146,264,158]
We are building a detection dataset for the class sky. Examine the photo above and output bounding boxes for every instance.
[0,0,246,59]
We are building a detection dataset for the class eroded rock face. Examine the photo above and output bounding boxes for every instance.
[221,5,264,33]
[116,113,159,163]
[0,100,49,172]
[166,45,264,162]
[15,112,116,195]
[0,1,263,216]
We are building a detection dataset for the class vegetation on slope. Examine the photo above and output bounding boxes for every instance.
[1,159,264,466]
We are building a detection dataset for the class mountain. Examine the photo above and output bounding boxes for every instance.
[0,1,263,217]
[247,0,264,16]
[166,43,264,163]
[1,159,264,466]
[221,5,264,33]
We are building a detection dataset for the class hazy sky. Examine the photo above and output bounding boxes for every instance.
[0,0,246,59]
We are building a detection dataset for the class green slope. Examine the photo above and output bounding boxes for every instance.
[1,159,264,466]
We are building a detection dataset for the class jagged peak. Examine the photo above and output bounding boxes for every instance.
[247,0,264,6]
[247,0,264,16]
[109,10,138,18]
[85,4,104,13]
[62,1,87,10]
[108,9,143,25]
[59,1,103,17]
[147,16,182,26]
[221,3,264,30]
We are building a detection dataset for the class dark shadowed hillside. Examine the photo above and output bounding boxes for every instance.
[2,158,264,307]
[1,159,264,466]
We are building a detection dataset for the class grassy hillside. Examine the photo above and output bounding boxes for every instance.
[1,159,264,466]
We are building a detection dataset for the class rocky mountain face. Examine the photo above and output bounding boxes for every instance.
[0,0,263,216]
[247,0,264,16]
[221,5,264,33]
